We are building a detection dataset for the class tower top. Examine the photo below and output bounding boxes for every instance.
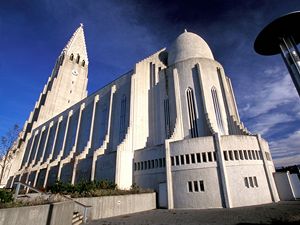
[63,24,89,64]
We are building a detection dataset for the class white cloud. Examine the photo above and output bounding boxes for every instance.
[250,113,294,135]
[270,130,300,167]
[242,72,298,118]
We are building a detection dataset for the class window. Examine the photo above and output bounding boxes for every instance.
[180,155,185,165]
[185,154,190,164]
[254,177,258,187]
[171,157,174,166]
[213,152,216,161]
[149,62,156,87]
[229,151,234,160]
[119,95,126,141]
[144,161,147,170]
[199,180,205,191]
[175,156,180,165]
[249,177,254,187]
[76,54,80,64]
[148,160,151,169]
[164,99,171,138]
[244,150,248,160]
[191,154,196,163]
[152,160,155,168]
[252,150,256,160]
[159,158,163,167]
[188,181,193,192]
[202,152,207,162]
[70,54,74,61]
[239,150,244,160]
[223,151,228,161]
[196,153,201,163]
[137,162,140,170]
[248,150,252,160]
[82,60,85,67]
[244,177,249,188]
[211,87,224,134]
[194,181,199,192]
[255,151,260,160]
[208,152,213,162]
[141,162,143,170]
[163,158,166,167]
[134,163,137,171]
[186,88,198,138]
[234,150,239,160]
[155,159,158,168]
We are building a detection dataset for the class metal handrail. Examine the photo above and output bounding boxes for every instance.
[13,182,91,223]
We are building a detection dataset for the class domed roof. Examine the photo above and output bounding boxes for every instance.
[168,30,214,65]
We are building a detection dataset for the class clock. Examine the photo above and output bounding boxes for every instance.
[72,69,78,76]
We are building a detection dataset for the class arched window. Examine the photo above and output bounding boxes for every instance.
[211,87,224,134]
[70,54,74,61]
[119,95,126,141]
[76,54,80,64]
[186,88,198,138]
[82,60,85,67]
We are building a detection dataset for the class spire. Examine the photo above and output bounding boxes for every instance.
[63,24,88,64]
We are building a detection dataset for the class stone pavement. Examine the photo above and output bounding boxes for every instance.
[87,201,300,225]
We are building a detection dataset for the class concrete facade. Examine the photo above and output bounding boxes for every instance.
[2,26,280,209]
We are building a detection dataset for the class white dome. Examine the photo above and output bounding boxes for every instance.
[168,31,214,65]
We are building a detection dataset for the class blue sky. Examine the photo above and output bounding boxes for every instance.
[0,0,299,167]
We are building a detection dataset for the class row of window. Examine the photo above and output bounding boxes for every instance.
[188,180,205,192]
[134,158,166,171]
[70,54,85,67]
[244,176,259,188]
[223,150,261,161]
[171,151,216,166]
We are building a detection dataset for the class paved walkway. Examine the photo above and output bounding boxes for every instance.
[87,201,300,225]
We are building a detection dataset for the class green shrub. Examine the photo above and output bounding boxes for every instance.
[0,189,13,203]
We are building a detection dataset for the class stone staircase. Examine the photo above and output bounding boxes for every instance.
[72,211,84,225]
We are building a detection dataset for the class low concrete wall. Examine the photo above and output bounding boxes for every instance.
[0,201,74,225]
[74,192,156,220]
[274,172,295,201]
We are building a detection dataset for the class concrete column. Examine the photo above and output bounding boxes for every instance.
[57,111,73,180]
[213,133,232,208]
[38,123,52,165]
[165,140,174,209]
[24,131,38,167]
[43,118,62,188]
[31,126,46,167]
[91,86,116,181]
[71,103,85,185]
[256,134,280,202]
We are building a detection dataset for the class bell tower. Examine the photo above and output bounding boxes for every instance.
[21,24,89,140]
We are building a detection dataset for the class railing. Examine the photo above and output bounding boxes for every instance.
[13,182,91,223]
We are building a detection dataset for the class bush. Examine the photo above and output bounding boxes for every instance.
[46,180,152,198]
[0,189,13,203]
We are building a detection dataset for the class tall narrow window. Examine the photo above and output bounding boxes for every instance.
[186,88,198,138]
[119,95,126,141]
[164,99,170,138]
[211,87,225,134]
[76,54,80,64]
[82,60,85,67]
[70,53,74,61]
[149,62,156,87]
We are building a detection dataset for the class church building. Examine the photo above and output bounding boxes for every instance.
[2,24,280,209]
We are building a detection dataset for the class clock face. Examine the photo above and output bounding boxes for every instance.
[72,69,78,76]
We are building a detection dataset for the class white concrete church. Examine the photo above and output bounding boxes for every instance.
[2,24,280,209]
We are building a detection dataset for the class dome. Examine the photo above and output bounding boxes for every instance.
[168,30,214,65]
